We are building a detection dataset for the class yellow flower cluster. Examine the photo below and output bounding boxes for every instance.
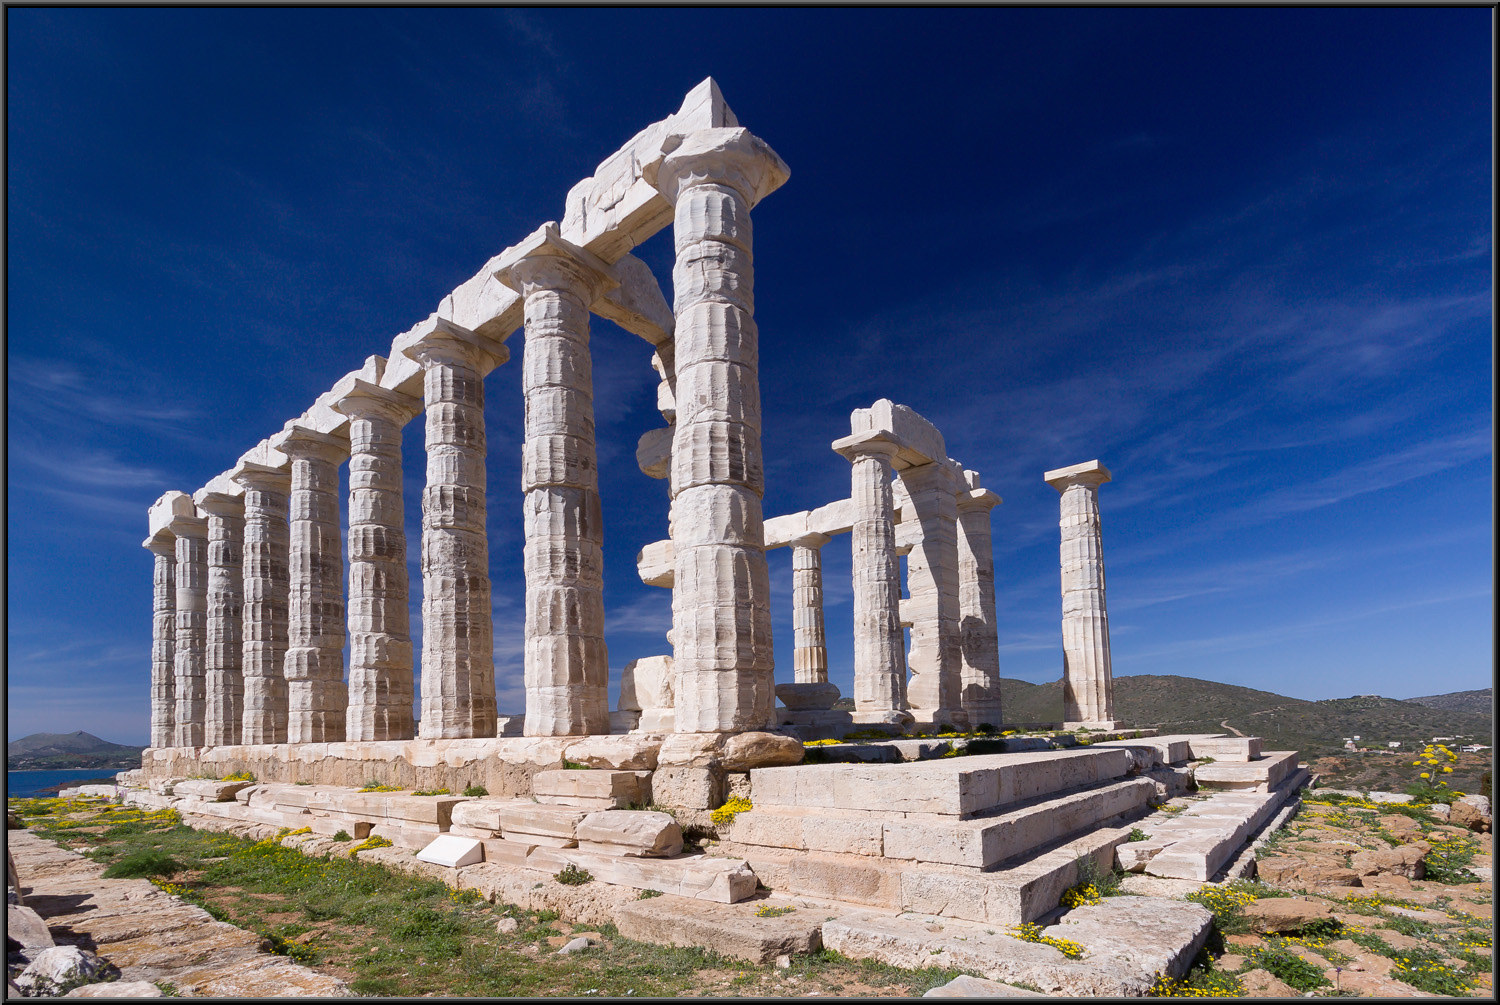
[711,795,754,826]
[1186,885,1256,915]
[1147,972,1242,997]
[1060,882,1102,909]
[1010,922,1085,959]
[357,783,404,793]
[754,904,796,918]
[1392,955,1473,992]
[149,877,192,899]
[803,738,842,746]
[351,835,394,853]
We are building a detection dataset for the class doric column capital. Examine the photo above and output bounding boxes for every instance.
[331,378,421,425]
[832,429,905,464]
[403,318,509,374]
[645,127,790,208]
[273,425,347,465]
[957,488,1003,513]
[143,530,177,557]
[195,491,245,519]
[167,513,208,539]
[230,460,291,494]
[493,223,619,303]
[1044,459,1111,492]
[901,458,964,494]
[789,531,831,551]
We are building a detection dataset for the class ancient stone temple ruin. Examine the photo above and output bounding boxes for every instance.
[122,80,1307,993]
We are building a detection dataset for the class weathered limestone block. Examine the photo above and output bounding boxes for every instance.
[560,734,661,770]
[333,378,420,742]
[900,459,967,728]
[526,846,757,903]
[232,463,291,745]
[1044,461,1114,725]
[170,512,209,748]
[495,225,616,738]
[836,432,909,716]
[649,127,787,733]
[405,319,508,739]
[956,475,1004,727]
[775,682,840,711]
[790,532,830,683]
[619,655,674,712]
[143,529,177,748]
[276,426,349,744]
[651,765,726,810]
[172,779,255,802]
[1240,897,1334,933]
[197,492,245,747]
[494,803,591,843]
[613,894,822,963]
[532,768,651,808]
[575,810,683,857]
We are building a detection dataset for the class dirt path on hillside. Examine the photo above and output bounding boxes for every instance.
[1219,719,1246,737]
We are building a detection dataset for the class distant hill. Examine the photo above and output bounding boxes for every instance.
[1402,688,1493,716]
[998,675,1492,760]
[7,731,145,770]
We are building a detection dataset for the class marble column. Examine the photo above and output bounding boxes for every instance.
[198,493,245,747]
[1044,460,1115,726]
[956,475,1004,728]
[279,427,349,744]
[169,513,209,747]
[790,533,831,684]
[233,463,291,744]
[496,233,615,737]
[333,381,420,742]
[900,460,967,729]
[649,128,789,732]
[405,322,507,740]
[143,531,177,748]
[836,432,909,716]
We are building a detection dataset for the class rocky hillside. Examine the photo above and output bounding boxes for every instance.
[7,731,145,770]
[1404,688,1493,716]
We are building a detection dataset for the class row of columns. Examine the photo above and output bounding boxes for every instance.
[146,127,791,746]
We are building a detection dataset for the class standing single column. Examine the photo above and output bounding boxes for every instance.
[790,532,831,684]
[405,321,508,739]
[198,492,245,747]
[834,432,910,718]
[956,474,1004,728]
[143,531,177,748]
[276,426,349,743]
[233,463,292,744]
[169,513,209,747]
[900,460,968,729]
[495,229,615,737]
[333,381,420,742]
[648,127,789,732]
[1044,460,1115,727]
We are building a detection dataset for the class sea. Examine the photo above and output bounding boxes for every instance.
[7,768,122,799]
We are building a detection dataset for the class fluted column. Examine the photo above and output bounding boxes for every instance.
[901,461,967,728]
[956,476,1004,728]
[836,433,908,715]
[143,531,177,748]
[233,463,291,744]
[333,381,419,742]
[405,321,507,740]
[198,493,245,747]
[790,533,830,684]
[1045,460,1115,726]
[169,513,208,747]
[496,230,615,737]
[648,127,789,732]
[278,427,349,743]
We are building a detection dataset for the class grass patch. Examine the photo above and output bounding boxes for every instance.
[638,889,664,900]
[101,849,184,879]
[1390,946,1474,995]
[463,785,488,797]
[1127,827,1149,842]
[1246,946,1330,992]
[563,760,592,770]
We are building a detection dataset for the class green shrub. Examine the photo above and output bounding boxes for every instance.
[102,850,184,879]
[563,760,592,770]
[1248,947,1330,992]
[554,864,593,886]
[638,888,664,899]
[332,830,351,842]
[462,785,488,797]
[1128,827,1150,842]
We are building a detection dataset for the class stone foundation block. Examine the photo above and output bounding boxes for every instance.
[496,804,590,842]
[614,895,822,962]
[311,817,371,839]
[172,780,255,802]
[651,765,725,809]
[532,769,650,808]
[525,847,757,903]
[575,810,682,857]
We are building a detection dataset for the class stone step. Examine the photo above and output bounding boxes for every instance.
[613,894,823,963]
[1088,735,1194,767]
[750,748,1134,819]
[1186,735,1262,762]
[1193,750,1297,791]
[531,768,651,809]
[523,847,757,904]
[1128,773,1307,881]
[730,777,1154,870]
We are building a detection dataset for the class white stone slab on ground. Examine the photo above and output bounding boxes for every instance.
[416,835,484,868]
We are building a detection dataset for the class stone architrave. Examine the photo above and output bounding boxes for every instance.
[495,228,617,737]
[169,513,209,748]
[143,531,177,748]
[955,474,1004,728]
[790,532,831,684]
[277,426,350,744]
[404,320,508,740]
[232,463,292,744]
[835,431,909,716]
[899,460,968,729]
[333,381,420,742]
[647,127,789,733]
[197,492,245,747]
[1044,460,1115,726]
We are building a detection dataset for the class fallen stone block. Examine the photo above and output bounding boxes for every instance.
[532,769,650,809]
[1044,896,1211,982]
[8,903,54,948]
[449,798,536,833]
[495,804,590,844]
[172,779,255,802]
[417,835,485,869]
[1241,897,1334,933]
[481,838,539,866]
[614,894,822,962]
[1350,843,1427,880]
[63,980,162,998]
[575,810,682,857]
[15,946,117,994]
[924,974,1049,997]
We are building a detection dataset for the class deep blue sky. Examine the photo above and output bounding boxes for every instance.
[7,9,1492,744]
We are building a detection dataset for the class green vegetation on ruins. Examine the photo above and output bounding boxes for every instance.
[9,795,991,997]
